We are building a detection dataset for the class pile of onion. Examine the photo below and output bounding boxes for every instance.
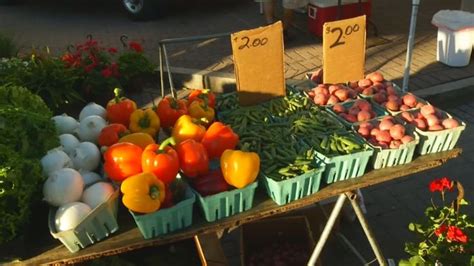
[356,116,415,149]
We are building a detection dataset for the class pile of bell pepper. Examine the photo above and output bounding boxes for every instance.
[100,88,261,214]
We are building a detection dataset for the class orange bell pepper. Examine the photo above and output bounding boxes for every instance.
[176,139,209,178]
[106,88,137,126]
[220,149,260,189]
[156,96,188,128]
[98,123,128,147]
[187,89,216,109]
[171,115,206,144]
[142,137,179,185]
[188,100,215,125]
[201,122,239,159]
[121,172,165,214]
[104,142,143,182]
[118,132,155,150]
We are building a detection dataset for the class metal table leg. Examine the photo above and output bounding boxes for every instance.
[307,194,346,265]
[345,191,387,266]
[307,191,387,266]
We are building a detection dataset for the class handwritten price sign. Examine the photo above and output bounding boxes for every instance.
[323,15,366,84]
[231,21,285,106]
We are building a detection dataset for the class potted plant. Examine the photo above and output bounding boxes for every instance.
[400,177,474,265]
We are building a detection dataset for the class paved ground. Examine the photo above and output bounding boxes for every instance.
[1,0,473,265]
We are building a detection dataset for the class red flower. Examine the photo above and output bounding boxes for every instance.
[110,62,120,77]
[101,67,113,78]
[129,41,143,53]
[429,177,453,193]
[84,63,96,73]
[108,47,118,54]
[435,224,448,237]
[447,226,468,243]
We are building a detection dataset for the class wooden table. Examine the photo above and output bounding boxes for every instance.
[8,148,461,265]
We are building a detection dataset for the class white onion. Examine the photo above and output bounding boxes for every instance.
[55,202,91,232]
[79,102,106,121]
[71,142,100,172]
[43,168,84,207]
[59,134,80,156]
[82,182,115,209]
[52,114,79,135]
[79,171,103,186]
[40,148,74,176]
[78,115,107,143]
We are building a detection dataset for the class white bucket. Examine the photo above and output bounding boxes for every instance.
[436,27,473,67]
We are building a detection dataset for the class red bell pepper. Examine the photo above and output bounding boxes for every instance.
[141,137,180,185]
[156,96,188,128]
[104,142,143,182]
[201,122,239,159]
[187,89,216,109]
[98,123,128,147]
[176,139,209,178]
[192,169,230,196]
[106,88,137,126]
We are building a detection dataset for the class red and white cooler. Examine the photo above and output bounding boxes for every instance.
[308,0,372,37]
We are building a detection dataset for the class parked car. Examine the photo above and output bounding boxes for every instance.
[0,0,163,20]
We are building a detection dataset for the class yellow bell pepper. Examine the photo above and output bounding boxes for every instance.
[118,132,155,150]
[188,100,215,125]
[121,172,165,214]
[172,115,206,144]
[129,108,161,137]
[220,149,260,189]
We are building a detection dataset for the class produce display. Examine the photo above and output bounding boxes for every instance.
[0,68,466,254]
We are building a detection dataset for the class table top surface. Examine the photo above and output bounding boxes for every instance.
[6,148,461,265]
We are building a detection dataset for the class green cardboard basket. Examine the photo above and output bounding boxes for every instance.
[354,120,420,169]
[412,112,466,155]
[313,135,374,184]
[194,181,258,222]
[48,189,120,253]
[130,187,195,239]
[261,166,325,206]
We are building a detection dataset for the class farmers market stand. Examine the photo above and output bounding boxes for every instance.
[16,148,461,265]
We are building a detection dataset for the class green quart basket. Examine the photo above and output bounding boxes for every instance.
[130,187,196,239]
[314,146,373,184]
[261,166,325,206]
[415,121,466,155]
[369,128,419,169]
[48,189,120,253]
[194,181,258,222]
[353,118,420,169]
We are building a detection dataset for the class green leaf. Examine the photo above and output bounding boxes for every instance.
[409,223,416,231]
[459,198,469,205]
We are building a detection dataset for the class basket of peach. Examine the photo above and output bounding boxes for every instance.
[354,116,419,169]
[397,105,466,155]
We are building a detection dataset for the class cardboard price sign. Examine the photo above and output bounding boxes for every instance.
[323,15,366,84]
[231,21,285,106]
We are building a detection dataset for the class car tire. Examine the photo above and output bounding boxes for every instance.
[121,0,162,21]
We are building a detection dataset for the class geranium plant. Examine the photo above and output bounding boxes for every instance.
[118,37,155,92]
[62,36,120,100]
[400,177,474,265]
